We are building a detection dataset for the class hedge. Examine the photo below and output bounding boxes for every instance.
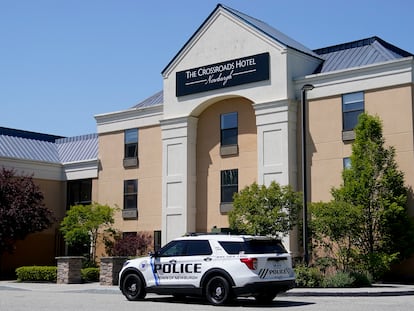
[15,266,100,283]
[81,267,100,282]
[15,266,57,282]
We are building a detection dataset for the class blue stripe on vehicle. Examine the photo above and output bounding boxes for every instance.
[150,257,160,286]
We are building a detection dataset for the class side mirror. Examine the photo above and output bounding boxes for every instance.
[149,251,160,258]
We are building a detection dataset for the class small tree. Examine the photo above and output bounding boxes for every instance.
[60,203,115,264]
[310,201,362,272]
[0,167,54,257]
[314,113,414,279]
[106,232,153,257]
[228,181,301,237]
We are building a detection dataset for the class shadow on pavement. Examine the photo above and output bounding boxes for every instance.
[146,296,315,308]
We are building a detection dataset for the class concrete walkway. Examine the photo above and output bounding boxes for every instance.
[1,280,413,297]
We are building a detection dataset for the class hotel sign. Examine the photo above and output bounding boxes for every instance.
[176,52,269,97]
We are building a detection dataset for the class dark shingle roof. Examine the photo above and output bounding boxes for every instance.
[313,36,413,73]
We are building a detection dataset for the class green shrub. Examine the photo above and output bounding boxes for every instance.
[294,265,323,288]
[15,266,57,282]
[322,271,355,288]
[350,271,372,287]
[81,267,99,283]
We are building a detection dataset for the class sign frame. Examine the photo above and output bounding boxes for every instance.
[176,52,270,97]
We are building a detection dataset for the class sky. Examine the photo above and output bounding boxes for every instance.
[1,0,413,137]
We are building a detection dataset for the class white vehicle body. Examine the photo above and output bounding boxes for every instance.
[119,234,295,305]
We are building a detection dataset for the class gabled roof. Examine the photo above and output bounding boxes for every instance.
[313,36,413,73]
[162,3,321,75]
[0,132,98,164]
[221,4,321,59]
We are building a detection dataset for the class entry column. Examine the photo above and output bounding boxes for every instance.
[254,99,299,255]
[160,116,198,245]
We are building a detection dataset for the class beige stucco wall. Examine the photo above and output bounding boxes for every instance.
[196,97,257,231]
[97,125,163,235]
[1,178,66,277]
[308,84,414,217]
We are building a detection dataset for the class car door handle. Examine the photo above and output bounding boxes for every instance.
[204,257,212,262]
[169,259,177,264]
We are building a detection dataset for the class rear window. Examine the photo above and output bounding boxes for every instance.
[219,239,287,255]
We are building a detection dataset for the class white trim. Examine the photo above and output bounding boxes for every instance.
[63,159,99,180]
[295,57,414,99]
[160,117,198,245]
[0,157,64,181]
[1,157,98,181]
[254,99,292,187]
[162,7,287,78]
[95,105,163,133]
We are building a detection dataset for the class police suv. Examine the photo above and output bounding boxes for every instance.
[119,234,295,305]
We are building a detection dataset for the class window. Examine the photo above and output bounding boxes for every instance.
[221,169,238,203]
[342,92,364,131]
[154,230,162,252]
[158,240,212,257]
[221,112,238,146]
[67,179,92,209]
[123,179,138,210]
[219,239,287,255]
[343,157,351,169]
[124,128,138,158]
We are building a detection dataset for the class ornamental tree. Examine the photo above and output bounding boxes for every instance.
[228,181,301,237]
[0,167,54,256]
[314,113,414,279]
[60,203,115,264]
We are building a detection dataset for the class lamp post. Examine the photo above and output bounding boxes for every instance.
[301,83,314,266]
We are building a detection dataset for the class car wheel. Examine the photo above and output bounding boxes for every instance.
[121,273,146,301]
[254,292,277,304]
[205,275,231,305]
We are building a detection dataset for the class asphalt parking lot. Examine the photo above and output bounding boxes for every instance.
[1,281,413,311]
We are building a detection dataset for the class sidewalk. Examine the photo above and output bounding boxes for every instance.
[1,280,413,297]
[285,283,414,297]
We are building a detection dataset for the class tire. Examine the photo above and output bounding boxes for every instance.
[121,273,146,301]
[205,275,231,305]
[254,292,277,304]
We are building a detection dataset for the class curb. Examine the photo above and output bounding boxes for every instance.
[1,281,414,297]
[284,284,414,297]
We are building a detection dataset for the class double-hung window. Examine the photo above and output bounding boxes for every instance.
[342,92,364,132]
[124,128,138,167]
[221,112,238,146]
[220,169,238,203]
[123,179,138,219]
[220,112,238,156]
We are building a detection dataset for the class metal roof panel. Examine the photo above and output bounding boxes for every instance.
[131,90,163,109]
[314,37,413,73]
[55,134,98,163]
[0,135,60,163]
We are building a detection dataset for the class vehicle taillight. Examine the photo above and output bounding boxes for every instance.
[240,258,257,270]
